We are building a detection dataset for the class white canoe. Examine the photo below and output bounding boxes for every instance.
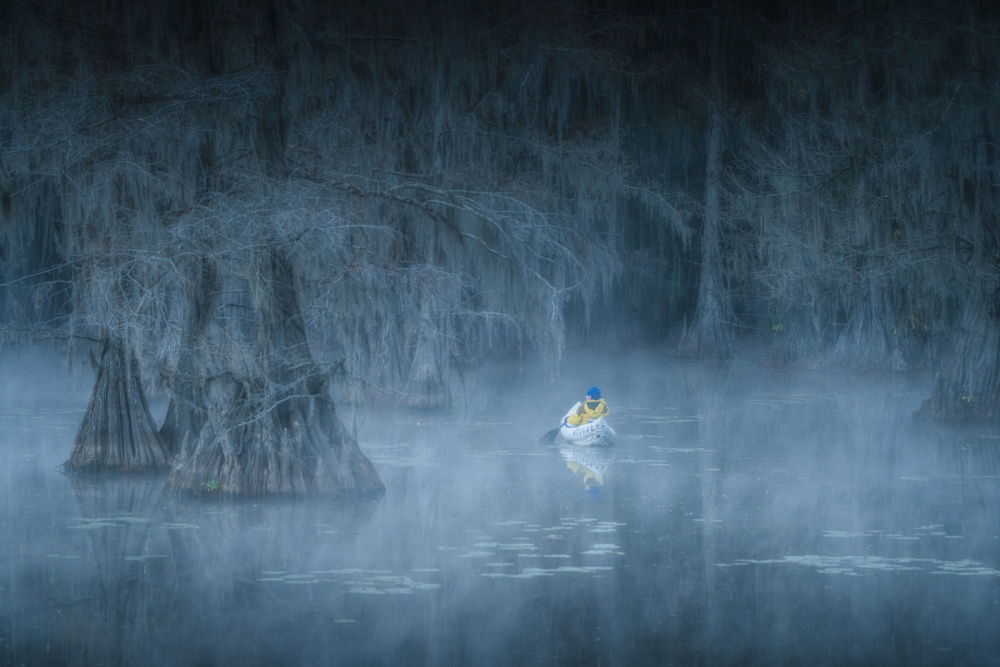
[558,416,617,447]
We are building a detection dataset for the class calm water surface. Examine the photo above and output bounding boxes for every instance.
[1,348,999,666]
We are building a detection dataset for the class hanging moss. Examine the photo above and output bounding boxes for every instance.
[4,0,1000,425]
[735,2,1000,378]
[0,0,688,407]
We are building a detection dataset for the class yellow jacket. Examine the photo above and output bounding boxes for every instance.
[565,398,610,427]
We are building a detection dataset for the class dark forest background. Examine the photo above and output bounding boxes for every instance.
[2,0,1000,425]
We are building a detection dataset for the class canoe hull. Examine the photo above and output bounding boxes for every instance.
[559,417,616,447]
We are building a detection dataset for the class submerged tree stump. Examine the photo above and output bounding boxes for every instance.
[65,337,172,472]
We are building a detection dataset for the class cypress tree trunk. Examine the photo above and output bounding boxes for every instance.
[158,357,206,458]
[65,336,172,472]
[917,126,1000,421]
[917,289,1000,422]
[680,105,732,358]
[680,15,732,359]
[402,304,451,408]
[168,248,385,498]
[158,258,218,454]
[831,269,893,370]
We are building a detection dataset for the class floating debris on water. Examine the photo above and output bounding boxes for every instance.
[439,514,627,577]
[71,515,155,529]
[822,527,964,541]
[583,543,622,556]
[346,586,385,595]
[69,520,122,529]
[480,565,613,579]
[256,569,443,594]
[722,554,1000,577]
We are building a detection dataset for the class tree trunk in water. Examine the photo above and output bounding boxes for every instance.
[159,258,218,454]
[402,305,451,408]
[680,109,732,358]
[917,289,1000,422]
[65,336,171,472]
[168,248,385,498]
[158,355,206,457]
[918,131,1000,422]
[679,15,732,359]
[831,270,893,370]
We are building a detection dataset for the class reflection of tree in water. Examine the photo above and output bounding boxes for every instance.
[163,495,379,583]
[19,474,379,665]
[829,377,906,516]
[829,375,905,449]
[678,364,735,634]
[64,473,170,667]
[910,419,1000,562]
[156,495,380,664]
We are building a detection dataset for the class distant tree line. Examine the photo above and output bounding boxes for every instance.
[0,0,999,489]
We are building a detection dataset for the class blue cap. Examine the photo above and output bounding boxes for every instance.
[587,386,601,399]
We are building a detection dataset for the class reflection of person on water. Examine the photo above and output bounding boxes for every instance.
[561,445,614,498]
[563,386,610,427]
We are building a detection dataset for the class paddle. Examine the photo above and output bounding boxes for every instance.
[541,400,579,443]
[539,426,561,443]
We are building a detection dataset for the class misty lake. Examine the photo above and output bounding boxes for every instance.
[2,346,999,666]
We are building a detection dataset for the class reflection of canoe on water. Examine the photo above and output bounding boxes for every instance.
[558,400,617,446]
[561,445,615,497]
[560,446,614,484]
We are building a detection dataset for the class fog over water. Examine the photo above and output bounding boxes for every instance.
[1,346,999,666]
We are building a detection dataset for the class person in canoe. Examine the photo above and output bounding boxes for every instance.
[540,386,615,445]
[563,386,610,427]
